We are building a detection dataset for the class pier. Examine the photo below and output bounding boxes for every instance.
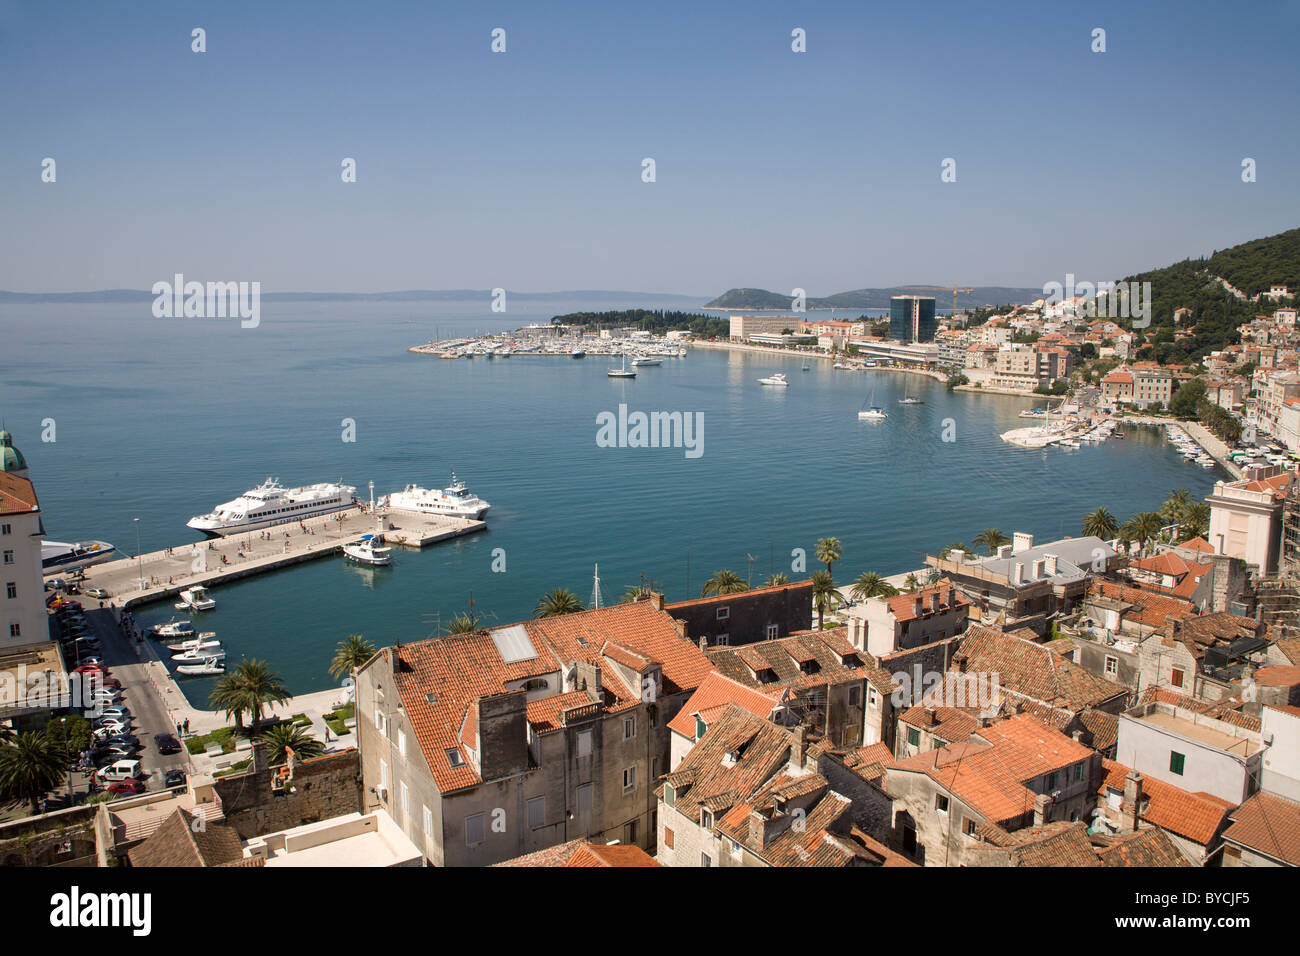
[77,507,486,609]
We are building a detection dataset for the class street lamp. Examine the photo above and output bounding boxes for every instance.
[133,517,143,592]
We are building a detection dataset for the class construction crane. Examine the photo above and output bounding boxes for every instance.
[951,285,975,316]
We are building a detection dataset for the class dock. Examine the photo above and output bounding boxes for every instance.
[77,507,486,610]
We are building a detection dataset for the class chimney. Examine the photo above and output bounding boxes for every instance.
[650,592,665,611]
[790,726,805,771]
[1124,771,1144,831]
[1013,563,1025,585]
[931,589,942,613]
[673,618,688,641]
[1013,532,1034,554]
[1044,554,1059,576]
[914,597,923,617]
[698,635,708,651]
[251,739,269,776]
[476,690,530,782]
[950,549,965,564]
[997,545,1013,559]
[1033,792,1052,826]
[1032,559,1046,579]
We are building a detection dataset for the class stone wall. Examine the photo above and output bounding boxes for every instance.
[214,746,362,840]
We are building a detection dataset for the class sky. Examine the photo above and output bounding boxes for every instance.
[2,0,1298,296]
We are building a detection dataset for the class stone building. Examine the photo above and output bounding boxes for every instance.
[665,580,812,647]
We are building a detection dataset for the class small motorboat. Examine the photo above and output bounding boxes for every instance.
[758,373,789,387]
[571,349,586,358]
[801,362,810,371]
[172,645,226,663]
[152,618,195,639]
[175,657,225,676]
[342,534,393,566]
[175,586,216,611]
[167,635,222,657]
[631,356,662,367]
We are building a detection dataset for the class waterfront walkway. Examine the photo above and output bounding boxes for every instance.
[79,507,484,609]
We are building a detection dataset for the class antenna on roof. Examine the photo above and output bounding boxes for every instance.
[590,564,602,610]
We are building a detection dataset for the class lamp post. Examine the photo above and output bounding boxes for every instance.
[133,517,143,592]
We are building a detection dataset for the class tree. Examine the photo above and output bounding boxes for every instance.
[259,722,326,765]
[850,571,898,601]
[762,573,789,587]
[810,571,840,629]
[1160,489,1193,529]
[973,529,1010,555]
[938,542,968,560]
[443,613,480,634]
[1170,379,1207,419]
[815,537,843,576]
[328,634,376,681]
[902,573,921,592]
[0,732,67,814]
[44,715,92,761]
[620,586,653,603]
[1082,507,1119,540]
[1179,502,1211,540]
[534,588,585,617]
[701,570,748,597]
[1121,512,1164,553]
[208,659,291,736]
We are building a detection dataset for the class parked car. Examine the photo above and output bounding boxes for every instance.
[98,759,142,782]
[96,706,131,720]
[45,578,66,591]
[163,769,186,788]
[153,733,182,755]
[84,587,109,599]
[72,663,106,676]
[98,744,136,761]
[94,717,131,735]
[107,779,146,796]
[101,734,139,749]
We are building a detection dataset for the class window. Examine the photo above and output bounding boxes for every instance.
[1,551,11,565]
[848,686,861,706]
[375,709,386,734]
[400,781,409,813]
[577,728,593,758]
[701,852,713,867]
[397,729,407,758]
[1104,656,1118,677]
[714,633,729,646]
[1169,751,1185,776]
[964,817,977,836]
[1046,771,1058,790]
[423,804,433,837]
[729,838,743,859]
[935,794,949,813]
[527,796,545,829]
[1171,667,1185,688]
[4,582,14,600]
[695,716,707,740]
[379,759,389,791]
[716,606,729,621]
[623,766,637,793]
[1074,763,1084,781]
[663,827,674,849]
[902,824,917,856]
[868,687,878,706]
[577,783,593,815]
[907,726,920,747]
[701,808,714,829]
[625,820,638,845]
[445,748,465,768]
[623,715,635,740]
[765,624,778,640]
[8,623,19,638]
[1,523,10,535]
[465,813,485,845]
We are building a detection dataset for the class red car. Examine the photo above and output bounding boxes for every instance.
[107,779,145,796]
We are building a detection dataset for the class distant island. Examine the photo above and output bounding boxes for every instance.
[704,286,1049,311]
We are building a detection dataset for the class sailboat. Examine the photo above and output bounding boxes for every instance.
[898,382,924,404]
[858,386,888,421]
[607,351,636,378]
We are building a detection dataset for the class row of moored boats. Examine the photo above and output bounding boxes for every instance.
[1165,424,1218,469]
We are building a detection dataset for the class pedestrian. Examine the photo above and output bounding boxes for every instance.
[176,721,182,736]
[183,718,189,734]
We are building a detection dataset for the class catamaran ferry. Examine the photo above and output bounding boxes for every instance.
[41,540,118,574]
[186,479,357,536]
[379,474,491,520]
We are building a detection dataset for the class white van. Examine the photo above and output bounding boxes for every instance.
[100,759,142,782]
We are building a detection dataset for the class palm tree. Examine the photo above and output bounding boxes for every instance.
[810,570,841,629]
[903,573,921,592]
[762,573,789,588]
[328,634,376,681]
[972,529,1010,555]
[1082,507,1119,540]
[1122,512,1164,554]
[534,588,585,617]
[207,659,291,736]
[1160,488,1193,525]
[815,537,843,576]
[443,613,481,634]
[1178,503,1210,541]
[0,732,66,814]
[850,571,898,601]
[701,570,748,597]
[938,542,968,560]
[620,586,653,603]
[259,722,326,765]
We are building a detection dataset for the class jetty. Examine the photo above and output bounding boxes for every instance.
[78,507,485,610]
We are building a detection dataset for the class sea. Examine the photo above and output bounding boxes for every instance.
[0,298,1225,704]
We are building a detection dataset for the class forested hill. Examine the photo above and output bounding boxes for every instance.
[1118,227,1299,366]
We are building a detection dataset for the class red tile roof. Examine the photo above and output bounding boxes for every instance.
[1098,759,1233,846]
[1087,580,1198,628]
[881,578,970,624]
[1221,792,1300,865]
[0,471,38,517]
[666,672,782,739]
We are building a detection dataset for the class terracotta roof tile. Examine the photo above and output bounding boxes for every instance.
[1098,759,1233,846]
[666,672,781,739]
[1221,792,1300,865]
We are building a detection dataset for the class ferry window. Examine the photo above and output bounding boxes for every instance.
[5,582,14,599]
[1,551,11,565]
[0,524,9,535]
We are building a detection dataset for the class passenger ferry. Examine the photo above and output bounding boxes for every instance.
[187,479,357,536]
[42,540,118,574]
[379,474,491,519]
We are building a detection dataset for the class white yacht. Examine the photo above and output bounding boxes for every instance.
[165,633,221,655]
[152,619,195,639]
[380,474,491,519]
[758,373,789,387]
[42,540,118,574]
[175,657,225,676]
[174,586,216,611]
[631,356,662,367]
[342,534,393,566]
[172,645,226,663]
[858,387,887,421]
[187,479,357,535]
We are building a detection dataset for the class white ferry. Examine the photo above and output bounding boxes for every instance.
[187,479,357,536]
[42,540,117,574]
[379,474,491,519]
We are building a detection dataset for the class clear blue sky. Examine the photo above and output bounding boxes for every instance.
[2,0,1297,295]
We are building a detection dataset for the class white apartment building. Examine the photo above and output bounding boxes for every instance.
[0,430,47,650]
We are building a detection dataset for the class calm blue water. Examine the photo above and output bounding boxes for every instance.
[0,300,1224,702]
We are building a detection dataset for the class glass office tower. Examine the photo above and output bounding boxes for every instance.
[889,296,937,343]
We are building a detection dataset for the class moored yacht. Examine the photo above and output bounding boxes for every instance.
[758,373,789,386]
[175,586,216,611]
[342,534,393,566]
[152,619,196,639]
[187,479,357,536]
[379,474,491,519]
